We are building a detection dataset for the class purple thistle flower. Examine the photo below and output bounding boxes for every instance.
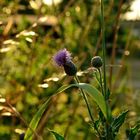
[53,48,71,66]
[53,48,77,76]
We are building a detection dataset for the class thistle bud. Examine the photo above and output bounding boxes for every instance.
[64,61,77,76]
[91,56,103,68]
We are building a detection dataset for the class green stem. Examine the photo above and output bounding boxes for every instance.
[100,0,107,99]
[74,75,102,139]
[75,76,94,122]
[100,1,111,139]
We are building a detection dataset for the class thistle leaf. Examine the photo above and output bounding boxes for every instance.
[111,110,128,135]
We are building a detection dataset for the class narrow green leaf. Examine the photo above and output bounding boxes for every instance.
[57,84,72,94]
[24,98,51,140]
[50,130,65,140]
[57,83,107,119]
[24,84,71,140]
[24,84,73,140]
[111,110,128,134]
[24,83,107,140]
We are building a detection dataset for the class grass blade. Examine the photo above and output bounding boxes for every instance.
[24,83,107,140]
[24,98,51,140]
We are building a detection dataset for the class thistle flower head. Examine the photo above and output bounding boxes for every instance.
[53,48,71,66]
[54,48,77,76]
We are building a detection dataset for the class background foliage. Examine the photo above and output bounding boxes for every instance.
[0,0,140,139]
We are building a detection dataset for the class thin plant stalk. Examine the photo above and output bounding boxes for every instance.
[74,75,102,139]
[100,0,111,139]
[100,0,107,99]
[74,76,94,123]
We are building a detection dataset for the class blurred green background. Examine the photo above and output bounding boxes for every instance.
[0,0,140,139]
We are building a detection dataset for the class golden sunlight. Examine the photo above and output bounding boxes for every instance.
[43,0,62,6]
[124,0,140,20]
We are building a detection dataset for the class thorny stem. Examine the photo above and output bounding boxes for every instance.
[74,75,102,139]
